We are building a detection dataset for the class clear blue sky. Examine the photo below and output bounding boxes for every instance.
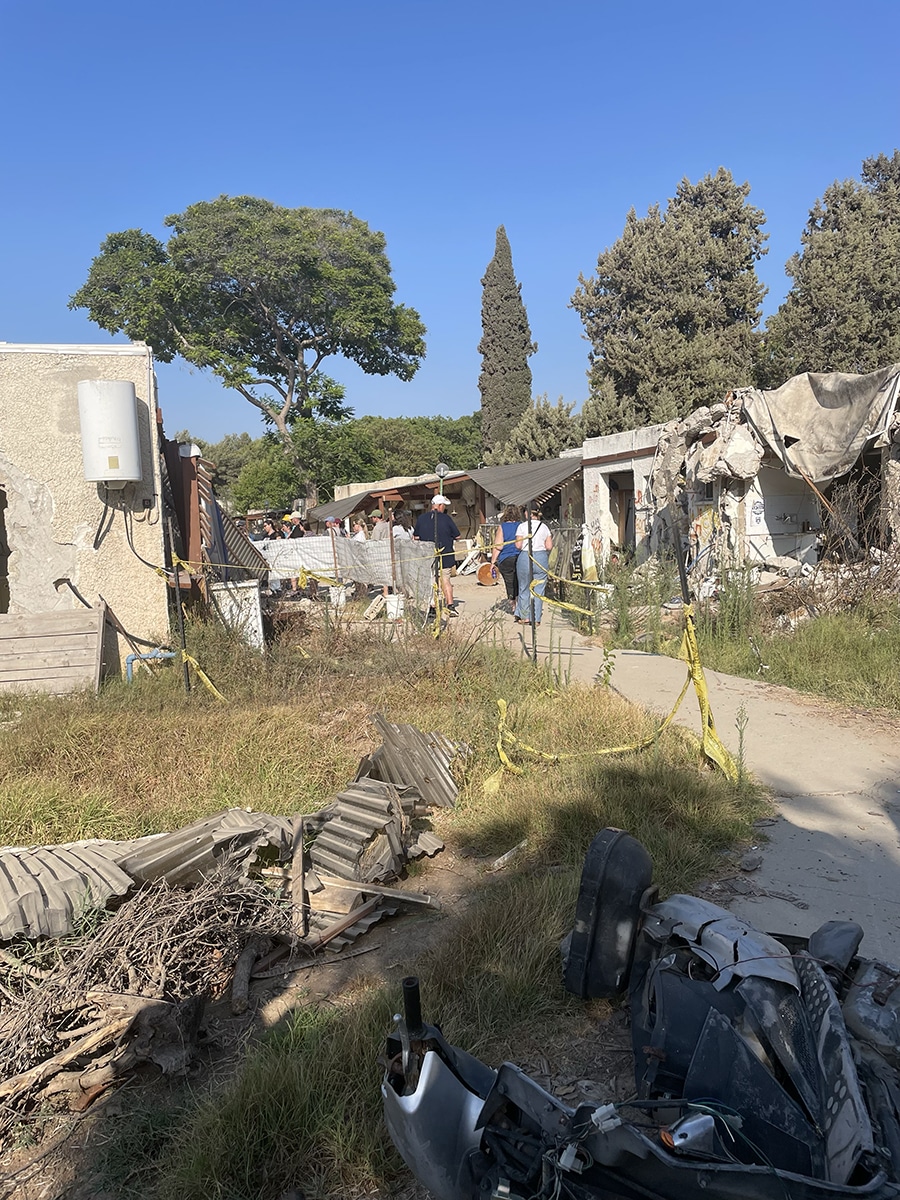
[2,0,898,442]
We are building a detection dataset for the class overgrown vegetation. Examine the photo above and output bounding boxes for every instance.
[0,612,766,1199]
[576,552,900,714]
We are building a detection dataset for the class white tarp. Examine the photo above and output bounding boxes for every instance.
[741,365,900,483]
[258,537,438,607]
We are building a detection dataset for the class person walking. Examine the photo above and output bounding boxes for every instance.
[514,508,553,626]
[413,495,460,611]
[491,504,522,612]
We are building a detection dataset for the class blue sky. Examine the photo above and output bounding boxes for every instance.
[2,0,898,442]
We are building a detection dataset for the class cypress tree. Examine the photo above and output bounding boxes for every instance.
[572,168,767,430]
[488,395,581,464]
[478,226,536,454]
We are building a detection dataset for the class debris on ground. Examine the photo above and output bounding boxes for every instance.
[0,715,469,1135]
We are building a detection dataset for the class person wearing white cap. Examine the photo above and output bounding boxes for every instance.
[413,495,460,611]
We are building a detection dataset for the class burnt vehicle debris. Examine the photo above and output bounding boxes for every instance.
[382,828,900,1200]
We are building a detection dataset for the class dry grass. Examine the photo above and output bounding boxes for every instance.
[0,612,767,1200]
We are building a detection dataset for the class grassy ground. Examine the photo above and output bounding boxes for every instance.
[0,608,767,1199]
[581,557,900,715]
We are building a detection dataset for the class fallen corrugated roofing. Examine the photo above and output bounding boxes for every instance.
[0,842,134,940]
[367,714,468,808]
[118,809,291,886]
[0,716,465,943]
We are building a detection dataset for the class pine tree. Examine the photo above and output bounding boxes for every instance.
[572,168,767,429]
[488,395,581,464]
[761,150,900,384]
[478,226,537,454]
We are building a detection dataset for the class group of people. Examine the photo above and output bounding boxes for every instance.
[490,504,553,626]
[260,512,309,540]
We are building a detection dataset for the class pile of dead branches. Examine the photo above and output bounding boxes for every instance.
[0,871,292,1139]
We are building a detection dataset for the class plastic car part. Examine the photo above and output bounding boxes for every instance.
[562,828,653,998]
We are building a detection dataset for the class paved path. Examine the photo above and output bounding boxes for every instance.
[452,570,900,963]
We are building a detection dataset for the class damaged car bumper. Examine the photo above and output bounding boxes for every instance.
[382,830,900,1200]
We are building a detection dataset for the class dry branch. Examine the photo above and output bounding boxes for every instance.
[0,871,293,1142]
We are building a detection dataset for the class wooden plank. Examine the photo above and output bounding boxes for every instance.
[0,612,101,638]
[0,633,97,658]
[0,667,97,686]
[290,815,308,938]
[92,601,106,692]
[0,643,97,672]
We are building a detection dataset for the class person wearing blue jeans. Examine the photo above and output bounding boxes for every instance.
[514,511,552,625]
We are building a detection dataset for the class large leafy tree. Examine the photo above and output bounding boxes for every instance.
[478,226,536,455]
[356,413,482,478]
[488,395,581,464]
[572,168,767,429]
[761,151,900,384]
[70,196,426,499]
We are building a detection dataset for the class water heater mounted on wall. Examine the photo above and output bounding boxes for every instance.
[77,380,143,489]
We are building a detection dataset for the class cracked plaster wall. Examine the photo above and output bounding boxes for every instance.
[0,345,169,662]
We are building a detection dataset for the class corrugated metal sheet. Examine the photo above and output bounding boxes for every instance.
[368,715,468,808]
[307,491,374,523]
[309,780,406,883]
[467,457,583,508]
[0,842,134,939]
[119,810,291,886]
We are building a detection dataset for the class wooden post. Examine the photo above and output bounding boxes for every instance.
[290,815,308,938]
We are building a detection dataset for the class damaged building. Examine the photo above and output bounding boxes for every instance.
[583,365,900,571]
[0,343,169,691]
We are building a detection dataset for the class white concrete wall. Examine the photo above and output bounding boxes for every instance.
[0,344,169,664]
[582,425,664,562]
[742,466,819,563]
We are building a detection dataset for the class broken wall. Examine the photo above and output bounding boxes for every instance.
[582,425,664,562]
[737,467,820,565]
[0,343,169,661]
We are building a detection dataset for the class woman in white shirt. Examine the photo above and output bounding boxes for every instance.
[514,509,553,625]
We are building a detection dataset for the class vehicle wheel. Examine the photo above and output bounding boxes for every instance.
[562,828,653,999]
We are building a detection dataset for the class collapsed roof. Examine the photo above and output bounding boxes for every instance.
[739,365,900,483]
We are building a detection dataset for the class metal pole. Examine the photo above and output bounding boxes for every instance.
[526,503,537,662]
[167,516,191,694]
[388,513,398,594]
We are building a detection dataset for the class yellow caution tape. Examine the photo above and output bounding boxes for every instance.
[180,651,228,702]
[494,601,737,783]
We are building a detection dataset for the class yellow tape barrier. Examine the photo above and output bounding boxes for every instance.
[180,651,228,702]
[491,601,737,785]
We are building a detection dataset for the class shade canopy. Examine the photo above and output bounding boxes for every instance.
[306,491,374,523]
[467,457,583,508]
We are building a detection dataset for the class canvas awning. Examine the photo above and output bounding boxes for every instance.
[741,366,900,483]
[307,491,374,523]
[467,457,583,508]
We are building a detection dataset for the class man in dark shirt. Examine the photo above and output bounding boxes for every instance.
[413,495,460,611]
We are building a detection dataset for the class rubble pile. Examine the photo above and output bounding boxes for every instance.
[0,716,468,1132]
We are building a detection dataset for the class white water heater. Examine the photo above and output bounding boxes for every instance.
[77,380,143,488]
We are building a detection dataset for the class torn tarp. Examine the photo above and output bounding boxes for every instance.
[741,364,900,483]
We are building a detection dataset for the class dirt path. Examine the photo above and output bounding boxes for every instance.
[453,569,900,963]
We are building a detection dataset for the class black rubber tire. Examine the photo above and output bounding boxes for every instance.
[562,827,653,999]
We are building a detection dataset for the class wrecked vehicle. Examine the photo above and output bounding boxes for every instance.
[382,828,900,1199]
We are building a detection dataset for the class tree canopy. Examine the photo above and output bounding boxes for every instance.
[478,226,536,454]
[572,168,767,430]
[488,395,581,464]
[356,413,482,478]
[70,196,426,497]
[761,150,900,384]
